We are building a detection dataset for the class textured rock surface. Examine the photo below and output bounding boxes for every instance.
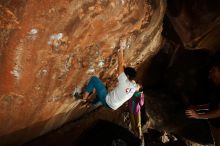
[0,0,166,145]
[167,0,220,50]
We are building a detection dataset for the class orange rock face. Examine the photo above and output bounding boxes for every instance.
[0,0,165,145]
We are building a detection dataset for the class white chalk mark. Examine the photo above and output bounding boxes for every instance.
[27,28,39,40]
[87,66,95,73]
[98,60,105,68]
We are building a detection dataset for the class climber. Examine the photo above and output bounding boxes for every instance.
[81,42,138,110]
[128,84,144,139]
[185,58,220,146]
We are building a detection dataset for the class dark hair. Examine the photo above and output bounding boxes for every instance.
[213,62,220,69]
[124,67,137,81]
[210,52,220,69]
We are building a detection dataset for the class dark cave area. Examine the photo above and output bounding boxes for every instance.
[1,0,220,146]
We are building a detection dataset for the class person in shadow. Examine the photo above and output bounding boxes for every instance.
[186,58,220,146]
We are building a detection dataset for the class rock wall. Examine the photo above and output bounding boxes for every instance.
[0,0,166,145]
[167,0,220,50]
